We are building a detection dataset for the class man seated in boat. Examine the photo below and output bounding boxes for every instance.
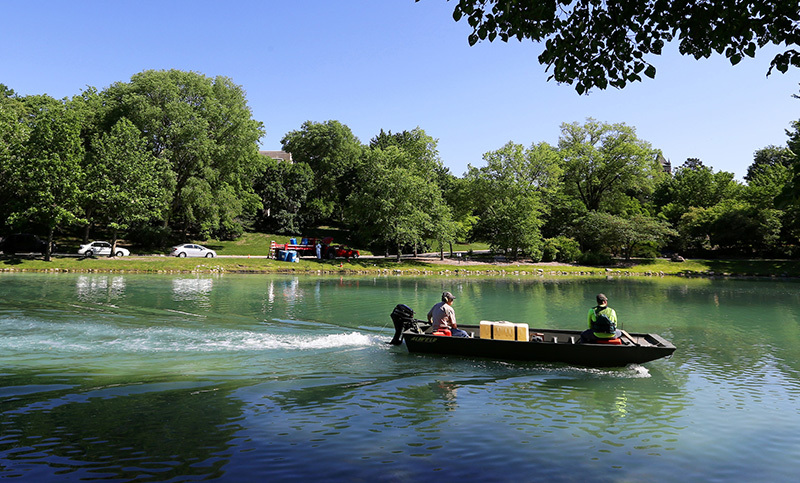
[427,291,469,337]
[581,293,622,343]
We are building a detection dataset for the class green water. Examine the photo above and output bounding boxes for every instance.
[1,273,800,481]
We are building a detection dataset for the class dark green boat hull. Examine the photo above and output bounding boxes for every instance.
[403,325,676,367]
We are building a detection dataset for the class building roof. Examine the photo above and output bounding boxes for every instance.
[260,150,293,163]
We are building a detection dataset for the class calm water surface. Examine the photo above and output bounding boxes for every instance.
[2,272,800,482]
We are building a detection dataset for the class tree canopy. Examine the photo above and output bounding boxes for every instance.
[4,69,800,262]
[347,146,453,259]
[558,119,662,213]
[103,70,265,239]
[6,95,85,260]
[281,120,364,225]
[425,0,800,93]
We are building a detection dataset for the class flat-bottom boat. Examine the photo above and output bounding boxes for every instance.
[389,304,675,367]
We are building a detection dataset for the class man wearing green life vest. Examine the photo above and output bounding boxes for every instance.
[581,293,622,342]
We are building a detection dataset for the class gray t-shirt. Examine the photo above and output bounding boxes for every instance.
[428,301,456,331]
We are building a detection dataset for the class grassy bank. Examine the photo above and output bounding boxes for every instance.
[5,232,799,277]
[3,253,800,278]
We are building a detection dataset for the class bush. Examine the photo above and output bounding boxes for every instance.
[632,241,660,259]
[542,236,582,263]
[217,220,244,241]
[578,250,614,266]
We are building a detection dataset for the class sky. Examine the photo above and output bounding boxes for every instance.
[3,0,799,180]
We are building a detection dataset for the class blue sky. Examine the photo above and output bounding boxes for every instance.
[3,0,799,180]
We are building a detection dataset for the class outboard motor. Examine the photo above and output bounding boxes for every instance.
[388,304,428,345]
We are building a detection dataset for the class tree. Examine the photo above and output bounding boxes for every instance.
[440,175,478,255]
[574,212,676,260]
[654,159,741,226]
[558,119,662,213]
[370,127,444,178]
[281,120,364,226]
[426,0,800,93]
[6,95,85,261]
[253,157,315,233]
[85,118,170,254]
[346,146,453,260]
[776,116,800,214]
[102,70,265,239]
[0,84,16,98]
[743,147,798,254]
[746,145,794,182]
[0,91,30,226]
[465,141,561,259]
[368,127,459,257]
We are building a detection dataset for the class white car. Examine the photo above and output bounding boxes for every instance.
[170,243,217,258]
[78,241,130,257]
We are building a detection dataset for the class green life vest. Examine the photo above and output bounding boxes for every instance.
[591,306,616,334]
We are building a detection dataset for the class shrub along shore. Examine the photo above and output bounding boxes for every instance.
[2,255,800,279]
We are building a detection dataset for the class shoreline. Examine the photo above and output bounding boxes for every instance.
[2,254,799,279]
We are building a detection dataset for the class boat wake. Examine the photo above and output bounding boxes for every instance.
[0,316,378,354]
[570,364,651,378]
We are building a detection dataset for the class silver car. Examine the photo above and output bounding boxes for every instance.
[170,244,217,258]
[78,241,130,257]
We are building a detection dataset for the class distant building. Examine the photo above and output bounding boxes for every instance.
[260,150,293,163]
[656,153,671,174]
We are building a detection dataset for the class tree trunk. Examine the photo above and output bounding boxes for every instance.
[45,226,54,262]
[82,208,94,243]
[109,228,119,258]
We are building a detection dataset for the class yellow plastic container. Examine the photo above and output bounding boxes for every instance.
[479,321,493,339]
[479,321,529,341]
[493,321,516,340]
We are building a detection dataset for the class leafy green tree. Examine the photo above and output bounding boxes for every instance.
[654,159,741,226]
[574,212,676,260]
[102,70,265,239]
[558,119,662,213]
[707,200,782,255]
[743,152,797,255]
[370,127,445,179]
[427,0,800,93]
[347,146,452,260]
[746,145,794,183]
[253,157,315,233]
[676,198,782,256]
[440,175,478,254]
[281,120,364,226]
[465,141,561,259]
[369,127,460,257]
[776,116,800,213]
[0,91,30,227]
[6,95,85,260]
[0,84,16,98]
[85,118,170,254]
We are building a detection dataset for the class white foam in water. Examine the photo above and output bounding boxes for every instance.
[0,316,376,354]
[546,363,651,379]
[628,364,651,378]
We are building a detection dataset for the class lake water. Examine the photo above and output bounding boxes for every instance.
[2,272,800,482]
